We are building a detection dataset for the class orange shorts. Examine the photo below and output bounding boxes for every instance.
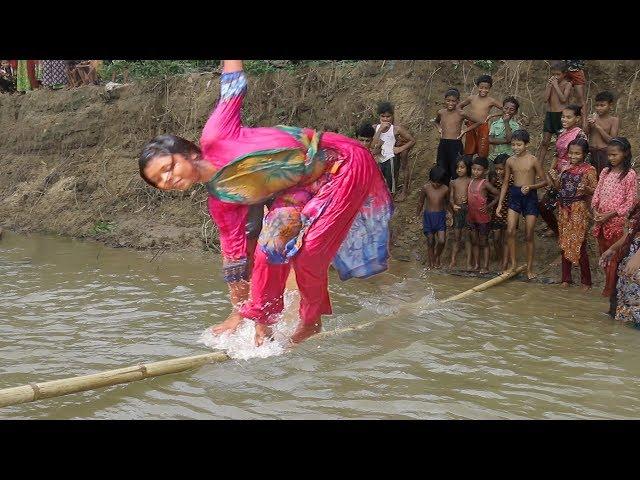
[463,121,490,158]
[566,70,586,86]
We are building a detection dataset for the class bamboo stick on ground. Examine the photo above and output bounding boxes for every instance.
[0,266,526,409]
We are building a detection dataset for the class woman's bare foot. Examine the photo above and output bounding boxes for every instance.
[581,284,592,292]
[211,311,244,335]
[254,323,274,346]
[290,321,322,344]
[560,282,570,288]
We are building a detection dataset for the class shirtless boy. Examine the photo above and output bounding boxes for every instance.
[458,75,503,159]
[586,91,620,177]
[449,155,473,269]
[434,87,484,184]
[416,166,451,269]
[496,129,547,279]
[536,61,573,167]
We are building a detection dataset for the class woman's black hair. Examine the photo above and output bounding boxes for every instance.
[445,88,460,99]
[429,165,447,184]
[511,129,530,144]
[607,136,633,180]
[472,156,489,169]
[563,104,582,117]
[567,138,589,158]
[376,101,394,115]
[493,153,510,165]
[475,74,493,87]
[139,134,201,187]
[356,122,375,138]
[503,96,519,112]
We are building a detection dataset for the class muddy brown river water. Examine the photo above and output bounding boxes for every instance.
[1,230,639,419]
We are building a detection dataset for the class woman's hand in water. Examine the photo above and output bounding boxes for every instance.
[599,248,616,268]
[622,250,640,277]
[211,311,244,335]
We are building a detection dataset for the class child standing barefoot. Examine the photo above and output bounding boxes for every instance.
[496,130,547,279]
[449,157,473,269]
[539,104,586,237]
[467,157,499,273]
[592,137,638,315]
[458,75,503,159]
[547,139,597,290]
[489,154,512,270]
[434,88,481,184]
[416,166,450,269]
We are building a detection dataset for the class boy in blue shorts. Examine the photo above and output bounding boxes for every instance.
[496,129,547,279]
[416,166,450,269]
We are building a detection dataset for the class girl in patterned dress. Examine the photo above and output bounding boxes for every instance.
[547,138,597,289]
[539,104,587,237]
[138,60,392,345]
[600,201,640,325]
[592,137,637,315]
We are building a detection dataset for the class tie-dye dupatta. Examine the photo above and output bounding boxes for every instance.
[206,126,327,204]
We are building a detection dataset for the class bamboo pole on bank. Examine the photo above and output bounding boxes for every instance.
[0,265,527,409]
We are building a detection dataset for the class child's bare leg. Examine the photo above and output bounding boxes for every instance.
[470,229,480,270]
[492,229,502,262]
[434,230,446,268]
[426,234,435,268]
[450,228,461,268]
[501,230,509,270]
[397,150,410,200]
[504,210,519,273]
[524,214,537,279]
[480,233,489,273]
[465,232,473,270]
[536,132,553,169]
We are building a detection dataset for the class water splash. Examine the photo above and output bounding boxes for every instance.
[198,290,301,360]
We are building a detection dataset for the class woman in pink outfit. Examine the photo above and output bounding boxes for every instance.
[139,60,392,345]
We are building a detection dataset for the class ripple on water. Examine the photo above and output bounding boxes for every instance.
[4,232,640,419]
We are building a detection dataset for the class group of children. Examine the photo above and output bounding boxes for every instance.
[413,61,639,323]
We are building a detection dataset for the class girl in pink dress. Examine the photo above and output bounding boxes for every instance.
[138,60,392,345]
[539,104,587,236]
[592,137,637,315]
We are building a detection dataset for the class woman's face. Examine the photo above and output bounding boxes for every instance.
[607,145,625,168]
[503,101,517,117]
[567,145,585,165]
[561,109,579,129]
[143,153,199,191]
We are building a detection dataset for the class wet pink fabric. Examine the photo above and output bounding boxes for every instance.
[554,127,585,173]
[202,71,391,325]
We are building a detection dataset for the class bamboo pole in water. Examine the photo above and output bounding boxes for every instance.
[0,265,526,409]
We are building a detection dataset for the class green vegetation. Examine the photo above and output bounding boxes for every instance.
[473,60,498,72]
[91,220,116,235]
